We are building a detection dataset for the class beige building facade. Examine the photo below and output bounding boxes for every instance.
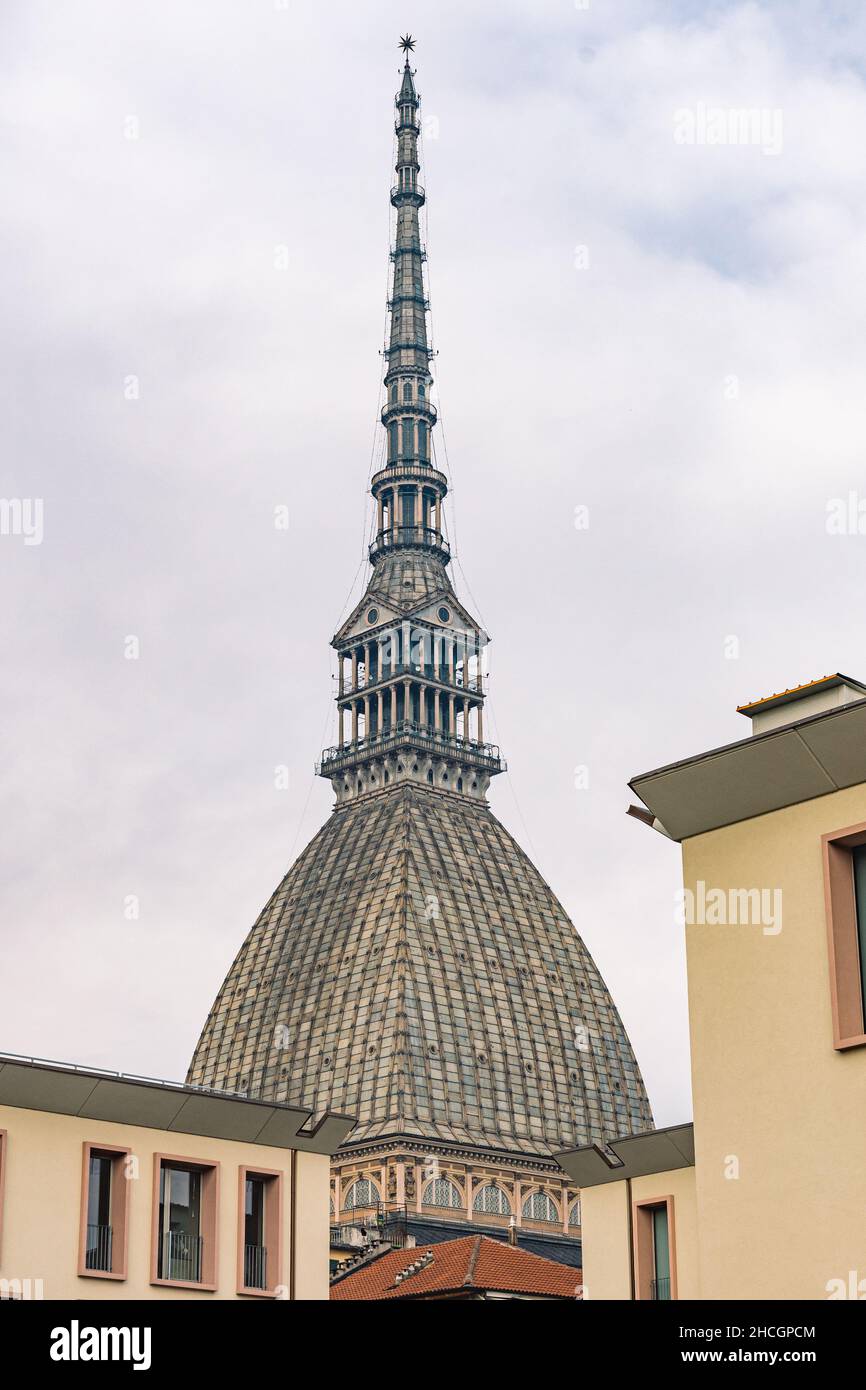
[0,1053,353,1300]
[559,675,866,1300]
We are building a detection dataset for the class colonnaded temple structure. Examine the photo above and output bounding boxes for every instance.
[187,40,653,1269]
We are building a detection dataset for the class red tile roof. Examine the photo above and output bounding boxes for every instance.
[331,1235,583,1300]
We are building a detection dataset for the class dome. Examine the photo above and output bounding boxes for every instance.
[187,783,652,1154]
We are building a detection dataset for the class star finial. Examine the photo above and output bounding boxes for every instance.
[399,34,415,59]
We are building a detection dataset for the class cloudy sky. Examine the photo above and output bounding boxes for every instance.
[3,0,866,1127]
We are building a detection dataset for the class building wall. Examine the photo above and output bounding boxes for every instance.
[682,784,866,1300]
[580,1180,630,1299]
[580,1167,699,1300]
[0,1105,331,1300]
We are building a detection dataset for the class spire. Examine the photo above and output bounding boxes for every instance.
[375,35,442,566]
[317,44,505,806]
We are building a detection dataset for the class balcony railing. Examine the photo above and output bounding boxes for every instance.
[386,292,430,313]
[383,339,434,359]
[318,720,505,775]
[381,398,437,424]
[650,1276,671,1301]
[391,183,425,203]
[369,526,449,560]
[345,670,484,696]
[331,1203,408,1251]
[371,462,446,493]
[243,1244,268,1291]
[85,1224,113,1273]
[161,1230,203,1283]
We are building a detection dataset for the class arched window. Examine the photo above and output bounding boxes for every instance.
[568,1199,581,1228]
[522,1190,559,1224]
[472,1184,511,1216]
[422,1178,463,1210]
[342,1178,379,1211]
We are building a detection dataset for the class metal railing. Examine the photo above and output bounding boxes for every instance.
[345,669,484,695]
[372,461,445,486]
[382,339,434,358]
[243,1244,267,1290]
[85,1224,113,1273]
[369,526,449,559]
[651,1276,671,1300]
[386,293,430,313]
[318,720,504,773]
[390,183,425,202]
[161,1231,203,1284]
[380,398,437,424]
[331,1203,408,1251]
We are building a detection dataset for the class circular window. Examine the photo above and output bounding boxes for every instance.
[437,605,450,623]
[366,607,379,625]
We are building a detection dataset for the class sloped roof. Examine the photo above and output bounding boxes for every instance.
[0,1052,354,1153]
[187,784,652,1154]
[335,551,458,641]
[330,1234,582,1300]
[736,672,865,715]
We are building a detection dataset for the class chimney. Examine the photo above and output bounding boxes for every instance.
[737,673,866,737]
[508,1215,517,1247]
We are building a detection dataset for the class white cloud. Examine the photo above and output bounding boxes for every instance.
[2,0,865,1125]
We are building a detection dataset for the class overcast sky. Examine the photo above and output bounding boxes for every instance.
[3,0,866,1128]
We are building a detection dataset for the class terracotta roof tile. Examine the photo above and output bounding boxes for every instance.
[331,1235,582,1300]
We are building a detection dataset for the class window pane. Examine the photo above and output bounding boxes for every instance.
[159,1164,202,1282]
[168,1167,201,1236]
[852,846,866,1020]
[86,1154,114,1271]
[652,1206,671,1283]
[245,1176,265,1247]
[87,1154,112,1228]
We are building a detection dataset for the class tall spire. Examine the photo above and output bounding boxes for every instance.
[317,44,505,806]
[376,37,442,566]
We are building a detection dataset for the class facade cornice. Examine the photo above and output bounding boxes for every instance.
[333,1132,573,1175]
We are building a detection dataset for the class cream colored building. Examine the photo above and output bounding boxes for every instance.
[0,1052,354,1300]
[558,674,866,1301]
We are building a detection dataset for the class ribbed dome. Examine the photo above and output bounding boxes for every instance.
[187,784,652,1154]
[365,549,455,611]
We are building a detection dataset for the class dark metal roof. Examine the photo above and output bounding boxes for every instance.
[630,696,866,841]
[556,1122,695,1187]
[0,1051,355,1153]
[405,1214,583,1268]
